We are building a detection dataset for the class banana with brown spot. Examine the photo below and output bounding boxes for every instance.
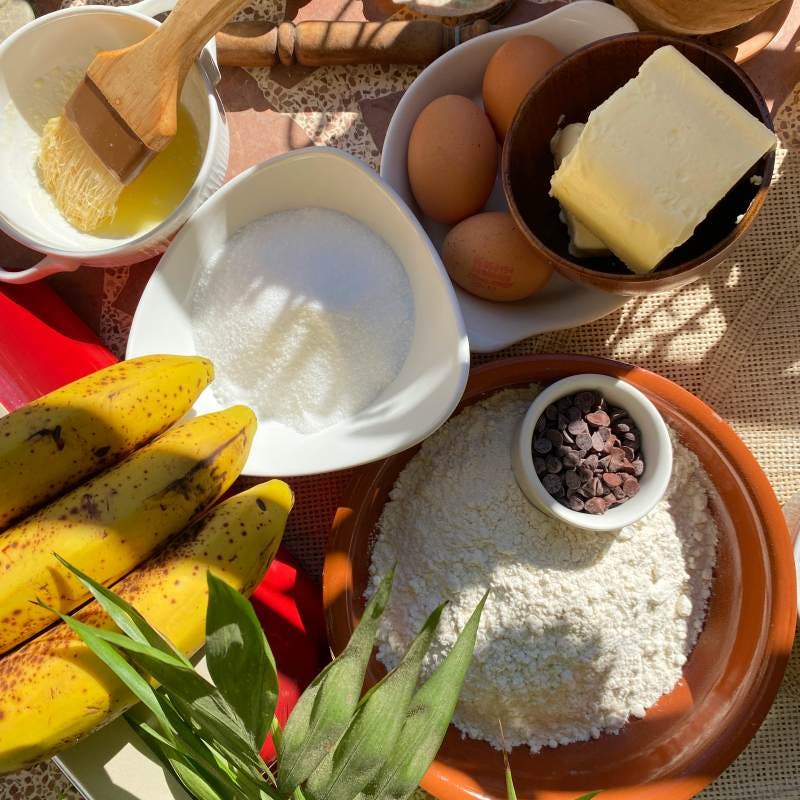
[0,355,214,530]
[0,405,256,655]
[0,479,292,774]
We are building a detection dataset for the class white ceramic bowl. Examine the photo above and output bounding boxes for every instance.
[512,373,673,531]
[380,0,638,352]
[127,146,470,477]
[0,1,228,283]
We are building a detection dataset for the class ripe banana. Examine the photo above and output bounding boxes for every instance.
[0,405,255,655]
[0,480,293,774]
[0,355,214,529]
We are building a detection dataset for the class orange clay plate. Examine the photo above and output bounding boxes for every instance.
[323,355,796,800]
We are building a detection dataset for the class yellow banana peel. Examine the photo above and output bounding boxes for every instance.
[0,480,292,774]
[0,405,256,655]
[0,355,214,529]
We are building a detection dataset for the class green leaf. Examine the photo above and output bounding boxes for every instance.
[504,751,516,800]
[574,793,602,799]
[277,568,395,797]
[304,603,445,800]
[52,554,191,666]
[359,592,488,800]
[63,619,265,781]
[54,610,175,737]
[133,718,236,800]
[205,572,278,750]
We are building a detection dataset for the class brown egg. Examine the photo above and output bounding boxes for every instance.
[442,211,553,302]
[482,36,564,141]
[407,95,498,225]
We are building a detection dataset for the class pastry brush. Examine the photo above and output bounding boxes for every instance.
[39,0,246,231]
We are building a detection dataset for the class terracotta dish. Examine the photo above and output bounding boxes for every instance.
[613,0,783,36]
[502,34,775,296]
[324,355,796,800]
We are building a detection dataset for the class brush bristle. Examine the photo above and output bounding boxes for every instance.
[38,115,123,232]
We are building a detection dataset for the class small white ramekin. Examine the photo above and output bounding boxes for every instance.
[512,373,673,532]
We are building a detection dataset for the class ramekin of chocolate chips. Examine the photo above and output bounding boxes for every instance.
[532,391,644,515]
[511,374,674,532]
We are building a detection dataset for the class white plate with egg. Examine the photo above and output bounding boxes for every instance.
[380,0,638,353]
[127,147,470,477]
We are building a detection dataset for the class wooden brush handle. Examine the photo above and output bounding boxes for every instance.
[88,0,247,150]
[216,19,491,67]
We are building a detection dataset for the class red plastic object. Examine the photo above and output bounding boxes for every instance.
[250,548,328,762]
[0,283,116,410]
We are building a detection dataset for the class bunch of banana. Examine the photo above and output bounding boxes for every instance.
[0,354,214,528]
[0,355,291,774]
[0,480,293,773]
[0,403,256,654]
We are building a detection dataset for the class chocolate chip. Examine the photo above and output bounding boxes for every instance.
[567,406,583,422]
[533,457,546,475]
[585,497,607,514]
[562,451,581,468]
[575,432,593,451]
[585,410,611,428]
[590,432,605,453]
[567,419,589,437]
[533,437,552,455]
[542,473,564,496]
[564,469,581,490]
[535,415,547,434]
[556,397,572,412]
[546,455,562,474]
[574,391,595,412]
[545,404,559,421]
[598,426,612,442]
[602,472,622,488]
[584,454,599,470]
[545,429,563,446]
[632,459,645,477]
[623,477,640,497]
[591,477,604,497]
[565,495,585,511]
[622,446,635,461]
[614,422,631,434]
[558,413,570,430]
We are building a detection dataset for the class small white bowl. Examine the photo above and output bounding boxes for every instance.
[127,147,470,477]
[512,373,673,532]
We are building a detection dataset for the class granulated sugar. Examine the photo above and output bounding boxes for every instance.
[190,209,414,434]
[367,386,718,752]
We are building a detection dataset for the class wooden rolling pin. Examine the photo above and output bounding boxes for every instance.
[215,19,491,67]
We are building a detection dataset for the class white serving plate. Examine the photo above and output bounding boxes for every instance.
[380,0,638,353]
[127,146,470,477]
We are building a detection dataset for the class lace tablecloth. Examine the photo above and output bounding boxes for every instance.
[2,0,800,797]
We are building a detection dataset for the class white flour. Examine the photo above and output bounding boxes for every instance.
[190,209,414,434]
[367,386,718,752]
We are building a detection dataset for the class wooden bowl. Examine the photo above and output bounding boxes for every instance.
[324,355,796,800]
[502,34,775,296]
[613,0,784,36]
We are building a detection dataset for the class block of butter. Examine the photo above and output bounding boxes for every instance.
[550,45,777,274]
[550,124,609,257]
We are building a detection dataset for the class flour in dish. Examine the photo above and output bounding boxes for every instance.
[367,386,718,752]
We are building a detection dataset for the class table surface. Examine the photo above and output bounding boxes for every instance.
[1,0,800,798]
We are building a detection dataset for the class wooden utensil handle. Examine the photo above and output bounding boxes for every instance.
[216,19,491,67]
[88,0,248,149]
[147,0,249,83]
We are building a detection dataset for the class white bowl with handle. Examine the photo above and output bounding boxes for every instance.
[0,0,228,283]
[127,146,470,476]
